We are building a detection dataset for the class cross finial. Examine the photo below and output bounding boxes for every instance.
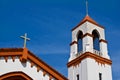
[20,33,30,48]
[86,0,89,15]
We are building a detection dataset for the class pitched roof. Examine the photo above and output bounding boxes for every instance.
[72,15,104,31]
[0,48,68,80]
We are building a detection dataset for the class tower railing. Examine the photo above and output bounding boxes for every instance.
[76,51,83,57]
[93,49,102,56]
[76,49,102,57]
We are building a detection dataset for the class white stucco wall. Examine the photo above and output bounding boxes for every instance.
[0,56,55,80]
[68,58,112,80]
[87,58,112,80]
[68,59,88,80]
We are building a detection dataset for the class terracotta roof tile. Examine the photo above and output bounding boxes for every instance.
[0,48,23,52]
[72,15,104,31]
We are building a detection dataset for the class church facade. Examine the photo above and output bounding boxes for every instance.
[0,48,67,80]
[0,9,112,80]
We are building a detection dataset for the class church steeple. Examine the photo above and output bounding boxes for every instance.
[67,1,112,80]
[69,14,109,61]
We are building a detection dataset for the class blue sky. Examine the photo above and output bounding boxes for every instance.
[0,0,120,79]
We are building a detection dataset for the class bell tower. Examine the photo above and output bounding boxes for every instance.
[67,6,112,80]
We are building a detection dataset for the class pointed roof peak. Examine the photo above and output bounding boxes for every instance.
[72,0,104,31]
[72,15,104,31]
[81,15,98,24]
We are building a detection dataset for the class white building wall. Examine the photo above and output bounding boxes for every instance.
[68,59,88,80]
[87,58,112,80]
[68,58,112,80]
[81,59,88,80]
[68,66,73,80]
[0,56,54,80]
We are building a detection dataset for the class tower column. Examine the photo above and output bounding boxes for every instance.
[82,34,93,53]
[69,41,78,61]
[100,41,109,59]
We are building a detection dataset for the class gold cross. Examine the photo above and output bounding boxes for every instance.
[20,33,30,48]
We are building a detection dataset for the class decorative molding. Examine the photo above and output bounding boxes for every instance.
[4,56,8,62]
[49,75,53,80]
[0,71,33,80]
[99,39,108,43]
[0,48,23,52]
[37,66,41,72]
[12,56,16,62]
[82,33,93,38]
[27,52,68,80]
[70,41,77,46]
[70,33,93,46]
[30,61,34,68]
[43,71,47,76]
[0,48,68,80]
[0,52,22,56]
[67,52,112,67]
[20,48,28,62]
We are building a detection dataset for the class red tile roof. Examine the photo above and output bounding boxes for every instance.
[72,15,104,31]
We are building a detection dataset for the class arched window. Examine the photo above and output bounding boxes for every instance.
[77,31,83,52]
[92,30,100,51]
[0,71,32,80]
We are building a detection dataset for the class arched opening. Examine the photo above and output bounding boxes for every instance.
[92,30,100,51]
[0,71,32,80]
[77,31,83,53]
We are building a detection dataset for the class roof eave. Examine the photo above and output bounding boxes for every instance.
[71,20,104,31]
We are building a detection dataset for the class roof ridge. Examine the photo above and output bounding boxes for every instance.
[81,15,98,24]
[72,15,104,31]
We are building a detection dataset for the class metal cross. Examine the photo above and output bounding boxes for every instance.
[20,33,30,48]
[86,0,89,15]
